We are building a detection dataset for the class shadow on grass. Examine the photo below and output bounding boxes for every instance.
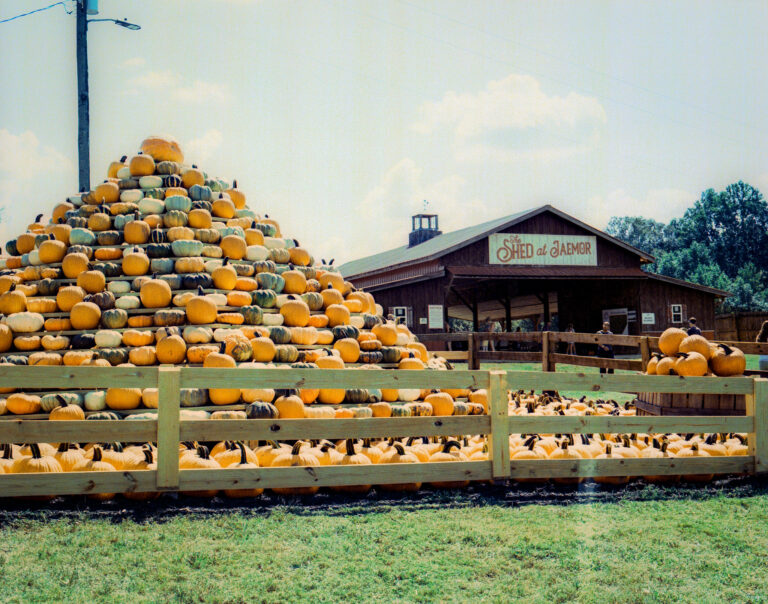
[1,476,767,526]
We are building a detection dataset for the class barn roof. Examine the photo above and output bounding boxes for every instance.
[338,205,655,279]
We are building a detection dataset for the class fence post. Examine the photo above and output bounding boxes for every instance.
[156,366,181,489]
[488,370,510,480]
[640,336,651,371]
[747,377,768,475]
[541,331,550,372]
[469,333,480,370]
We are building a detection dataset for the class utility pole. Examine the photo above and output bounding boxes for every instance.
[76,0,90,193]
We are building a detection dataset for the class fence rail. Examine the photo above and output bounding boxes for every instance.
[0,366,765,497]
[422,331,768,372]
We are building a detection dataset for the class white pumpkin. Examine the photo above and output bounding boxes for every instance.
[206,293,227,307]
[263,236,285,249]
[173,292,195,307]
[201,245,223,258]
[350,315,365,329]
[116,166,131,179]
[139,175,163,189]
[261,313,284,326]
[120,189,143,203]
[204,259,223,273]
[28,250,42,266]
[246,245,269,261]
[4,312,44,333]
[95,330,123,348]
[183,325,213,344]
[84,390,107,411]
[138,197,165,215]
[108,280,132,294]
[116,296,141,310]
[213,328,241,342]
[142,388,159,408]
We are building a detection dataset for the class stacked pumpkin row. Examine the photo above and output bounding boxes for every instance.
[0,437,489,499]
[646,328,746,376]
[509,432,747,484]
[0,363,476,417]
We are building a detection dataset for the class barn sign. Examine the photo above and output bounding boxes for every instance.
[489,233,597,266]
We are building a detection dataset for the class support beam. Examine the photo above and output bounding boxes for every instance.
[542,291,550,328]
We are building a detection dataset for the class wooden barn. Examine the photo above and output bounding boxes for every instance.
[339,205,728,337]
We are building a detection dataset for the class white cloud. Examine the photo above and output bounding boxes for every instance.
[126,71,233,104]
[413,74,606,163]
[0,131,73,244]
[185,129,224,164]
[121,57,146,69]
[583,187,695,228]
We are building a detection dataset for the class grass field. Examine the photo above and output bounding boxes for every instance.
[1,481,768,603]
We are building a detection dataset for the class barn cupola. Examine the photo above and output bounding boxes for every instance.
[408,213,441,247]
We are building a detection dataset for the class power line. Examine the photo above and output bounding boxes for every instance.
[0,1,73,25]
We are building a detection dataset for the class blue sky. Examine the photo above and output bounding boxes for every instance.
[1,0,767,263]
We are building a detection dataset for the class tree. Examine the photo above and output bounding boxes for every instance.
[674,182,768,279]
[605,216,677,257]
[607,181,768,312]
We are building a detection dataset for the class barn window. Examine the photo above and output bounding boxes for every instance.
[670,304,683,324]
[390,306,412,327]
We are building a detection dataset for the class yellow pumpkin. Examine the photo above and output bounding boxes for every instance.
[38,238,67,264]
[76,270,106,294]
[659,327,687,356]
[141,135,184,163]
[280,297,311,327]
[106,388,142,410]
[62,253,90,279]
[212,259,238,290]
[220,235,247,260]
[123,248,150,276]
[129,153,155,176]
[188,208,212,229]
[326,304,350,327]
[187,295,219,324]
[140,278,173,308]
[333,338,360,363]
[70,302,101,329]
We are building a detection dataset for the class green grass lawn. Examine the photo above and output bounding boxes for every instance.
[1,482,768,603]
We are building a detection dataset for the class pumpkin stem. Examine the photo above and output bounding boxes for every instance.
[2,443,12,459]
[197,285,205,296]
[718,344,734,355]
[120,155,127,163]
[196,445,210,459]
[223,257,229,266]
[143,449,154,464]
[237,442,248,466]
[233,179,238,188]
[219,341,226,354]
[35,213,43,222]
[345,439,356,456]
[443,440,461,453]
[393,443,406,456]
[290,441,303,456]
[30,443,42,459]
[92,446,103,462]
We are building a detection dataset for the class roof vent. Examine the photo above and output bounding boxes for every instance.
[409,213,441,247]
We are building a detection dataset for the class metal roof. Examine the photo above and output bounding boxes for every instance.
[338,205,655,279]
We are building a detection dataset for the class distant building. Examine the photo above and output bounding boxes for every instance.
[339,205,727,336]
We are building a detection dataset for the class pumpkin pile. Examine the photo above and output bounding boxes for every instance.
[646,328,746,377]
[0,135,455,417]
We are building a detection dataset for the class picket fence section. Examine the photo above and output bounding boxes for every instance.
[0,365,765,497]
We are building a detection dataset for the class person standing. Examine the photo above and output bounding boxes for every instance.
[687,317,702,336]
[566,323,576,355]
[596,321,614,375]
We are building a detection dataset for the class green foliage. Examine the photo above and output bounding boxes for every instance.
[607,181,768,311]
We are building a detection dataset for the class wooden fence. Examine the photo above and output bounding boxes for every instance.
[716,311,768,342]
[421,331,768,373]
[0,365,765,497]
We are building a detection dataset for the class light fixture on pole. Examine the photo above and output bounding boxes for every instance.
[76,0,140,192]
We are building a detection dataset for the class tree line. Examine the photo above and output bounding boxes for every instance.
[606,181,768,312]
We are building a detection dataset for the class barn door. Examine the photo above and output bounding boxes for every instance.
[602,308,629,335]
